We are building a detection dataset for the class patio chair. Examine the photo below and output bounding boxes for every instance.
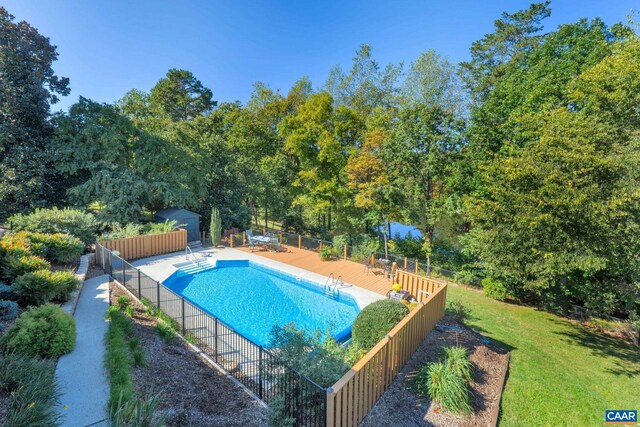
[245,229,268,252]
[363,252,379,275]
[268,235,282,252]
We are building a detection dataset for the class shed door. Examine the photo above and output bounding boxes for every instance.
[183,217,198,242]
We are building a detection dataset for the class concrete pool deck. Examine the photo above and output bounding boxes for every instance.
[131,246,384,309]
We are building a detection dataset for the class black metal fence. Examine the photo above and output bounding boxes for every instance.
[96,243,327,426]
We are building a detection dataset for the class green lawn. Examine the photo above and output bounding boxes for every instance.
[446,285,640,427]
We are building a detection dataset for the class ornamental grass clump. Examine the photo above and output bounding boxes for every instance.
[415,345,474,415]
[0,353,61,426]
[417,361,472,414]
[442,345,473,382]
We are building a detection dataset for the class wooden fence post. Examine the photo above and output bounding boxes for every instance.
[343,244,347,260]
[230,234,234,248]
[279,231,282,244]
[242,231,246,245]
[319,241,323,251]
[298,234,302,249]
[391,262,397,280]
[415,260,419,274]
[404,257,408,270]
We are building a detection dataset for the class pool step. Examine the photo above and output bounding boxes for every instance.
[177,259,216,274]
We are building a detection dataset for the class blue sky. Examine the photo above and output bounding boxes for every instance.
[3,0,637,111]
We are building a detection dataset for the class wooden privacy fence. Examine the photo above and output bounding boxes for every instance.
[326,270,447,427]
[98,228,187,260]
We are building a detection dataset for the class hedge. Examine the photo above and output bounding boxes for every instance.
[8,207,98,246]
[352,299,409,350]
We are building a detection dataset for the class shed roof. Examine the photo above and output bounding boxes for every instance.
[155,207,200,218]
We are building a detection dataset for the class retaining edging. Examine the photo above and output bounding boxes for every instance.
[490,352,511,427]
[62,253,93,315]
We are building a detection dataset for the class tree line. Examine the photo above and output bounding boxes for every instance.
[1,2,638,317]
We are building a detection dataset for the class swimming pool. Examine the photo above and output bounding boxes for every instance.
[163,260,360,347]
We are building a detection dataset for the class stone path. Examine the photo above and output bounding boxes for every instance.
[55,274,110,427]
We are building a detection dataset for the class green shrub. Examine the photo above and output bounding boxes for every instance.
[156,321,175,344]
[482,277,511,301]
[0,281,14,299]
[269,324,352,388]
[268,324,353,425]
[125,305,135,318]
[26,232,84,263]
[144,219,178,235]
[14,270,80,306]
[3,254,51,281]
[415,361,472,414]
[442,346,473,381]
[1,304,76,358]
[100,223,144,241]
[0,354,60,426]
[332,235,348,254]
[116,295,130,311]
[9,207,98,246]
[446,300,471,324]
[352,300,409,350]
[0,231,32,259]
[319,246,333,261]
[100,220,178,241]
[0,299,19,321]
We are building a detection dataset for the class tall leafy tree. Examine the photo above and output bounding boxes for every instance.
[53,98,195,223]
[280,92,364,233]
[326,44,402,117]
[401,50,466,114]
[0,7,70,218]
[387,105,462,268]
[149,69,215,121]
[465,35,640,315]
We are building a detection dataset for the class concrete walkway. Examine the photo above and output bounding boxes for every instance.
[56,274,110,427]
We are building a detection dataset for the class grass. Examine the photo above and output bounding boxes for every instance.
[446,285,640,426]
[105,303,164,426]
[105,309,135,412]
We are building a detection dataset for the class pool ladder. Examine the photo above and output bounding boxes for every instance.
[324,274,343,299]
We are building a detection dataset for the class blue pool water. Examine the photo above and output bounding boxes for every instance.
[163,260,359,347]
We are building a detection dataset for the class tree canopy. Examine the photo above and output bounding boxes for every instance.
[0,3,638,317]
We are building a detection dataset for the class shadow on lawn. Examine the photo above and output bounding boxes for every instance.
[550,318,640,377]
[453,311,517,354]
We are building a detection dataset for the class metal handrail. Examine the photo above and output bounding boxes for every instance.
[185,245,200,266]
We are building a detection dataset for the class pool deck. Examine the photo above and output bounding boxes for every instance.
[131,246,384,310]
[235,245,394,297]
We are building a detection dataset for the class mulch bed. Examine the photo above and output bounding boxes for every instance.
[110,282,268,427]
[361,316,510,427]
